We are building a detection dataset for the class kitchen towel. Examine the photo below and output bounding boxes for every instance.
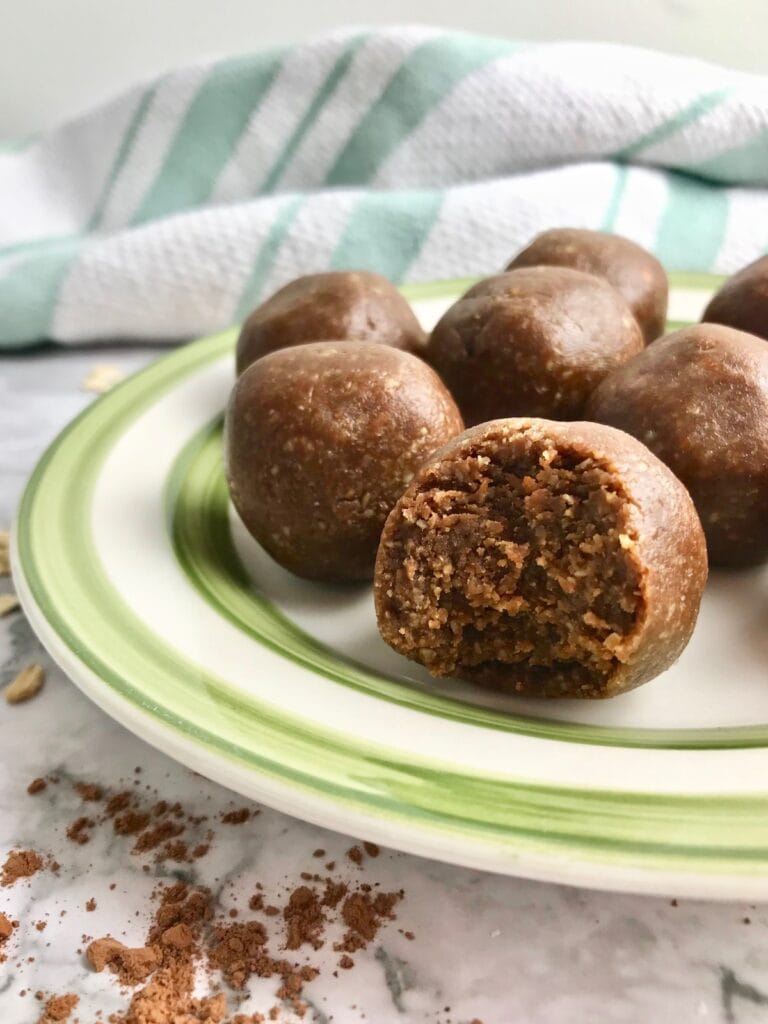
[3,26,768,347]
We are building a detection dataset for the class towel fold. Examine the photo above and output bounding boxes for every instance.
[3,26,768,347]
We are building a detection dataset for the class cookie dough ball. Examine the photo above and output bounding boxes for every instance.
[375,418,706,698]
[507,228,668,343]
[703,255,768,341]
[226,341,464,582]
[236,271,425,375]
[425,267,643,426]
[587,323,768,567]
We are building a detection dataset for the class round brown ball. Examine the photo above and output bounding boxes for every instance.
[236,271,425,375]
[425,267,644,426]
[506,228,668,343]
[587,323,768,567]
[374,418,706,699]
[702,255,768,341]
[225,341,464,582]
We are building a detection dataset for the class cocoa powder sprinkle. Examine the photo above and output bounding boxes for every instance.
[221,807,251,825]
[113,810,151,836]
[208,920,268,989]
[66,816,94,845]
[74,782,104,802]
[86,937,159,985]
[335,889,402,953]
[2,848,44,886]
[321,879,347,909]
[20,775,408,1020]
[37,993,79,1023]
[283,885,325,950]
[133,820,184,852]
[105,791,132,816]
[27,778,47,795]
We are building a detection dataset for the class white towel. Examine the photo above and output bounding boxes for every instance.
[2,26,768,347]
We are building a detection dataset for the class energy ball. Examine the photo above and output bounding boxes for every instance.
[374,418,706,699]
[425,267,643,426]
[506,228,668,343]
[226,341,464,582]
[236,271,425,375]
[587,323,768,567]
[702,255,768,341]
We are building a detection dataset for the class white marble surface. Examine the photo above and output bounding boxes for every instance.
[3,346,768,1024]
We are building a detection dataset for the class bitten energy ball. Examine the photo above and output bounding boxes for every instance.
[425,267,643,426]
[587,323,768,567]
[703,255,768,341]
[236,271,425,374]
[506,228,668,343]
[226,341,464,582]
[374,418,706,699]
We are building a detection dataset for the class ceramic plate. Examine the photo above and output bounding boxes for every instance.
[13,273,768,900]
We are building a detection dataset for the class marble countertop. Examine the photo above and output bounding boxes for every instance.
[2,346,768,1024]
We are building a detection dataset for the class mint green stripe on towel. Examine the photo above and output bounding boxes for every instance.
[234,195,306,320]
[88,86,158,230]
[0,236,82,346]
[331,189,445,280]
[655,172,729,270]
[0,134,37,154]
[688,129,768,187]
[601,165,630,231]
[260,33,369,194]
[613,89,729,161]
[326,34,519,186]
[132,50,286,225]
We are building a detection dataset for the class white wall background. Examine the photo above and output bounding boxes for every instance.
[2,0,767,137]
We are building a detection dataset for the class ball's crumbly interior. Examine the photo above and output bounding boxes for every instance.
[379,440,646,698]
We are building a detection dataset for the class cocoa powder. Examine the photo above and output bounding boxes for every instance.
[62,785,212,866]
[321,879,347,909]
[37,993,78,1023]
[74,782,103,802]
[132,819,184,852]
[105,791,132,816]
[283,885,324,950]
[113,810,151,836]
[221,807,252,825]
[86,937,159,984]
[20,776,409,1020]
[208,920,269,988]
[66,816,94,845]
[2,848,44,886]
[148,881,212,942]
[336,889,402,953]
[161,838,189,862]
